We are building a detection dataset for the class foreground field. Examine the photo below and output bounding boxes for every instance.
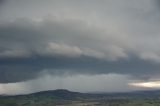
[47,99,160,106]
[1,89,160,106]
[1,99,160,106]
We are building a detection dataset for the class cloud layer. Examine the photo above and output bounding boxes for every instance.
[0,0,160,93]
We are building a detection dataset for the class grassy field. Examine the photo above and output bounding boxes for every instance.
[55,100,160,106]
[1,98,160,106]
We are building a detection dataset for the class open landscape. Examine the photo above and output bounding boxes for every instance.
[1,0,160,106]
[1,89,160,106]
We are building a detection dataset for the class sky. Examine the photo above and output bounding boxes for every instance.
[0,0,160,94]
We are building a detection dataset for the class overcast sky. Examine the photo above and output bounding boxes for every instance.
[0,0,160,94]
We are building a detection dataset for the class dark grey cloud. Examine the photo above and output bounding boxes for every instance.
[0,0,6,13]
[0,0,160,84]
[0,54,160,83]
[0,0,4,5]
[0,17,160,83]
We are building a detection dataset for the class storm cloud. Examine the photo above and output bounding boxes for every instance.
[0,0,160,93]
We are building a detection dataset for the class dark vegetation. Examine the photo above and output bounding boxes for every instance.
[1,89,160,106]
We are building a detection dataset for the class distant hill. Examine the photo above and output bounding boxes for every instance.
[27,89,89,100]
[1,89,160,99]
[1,89,160,106]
